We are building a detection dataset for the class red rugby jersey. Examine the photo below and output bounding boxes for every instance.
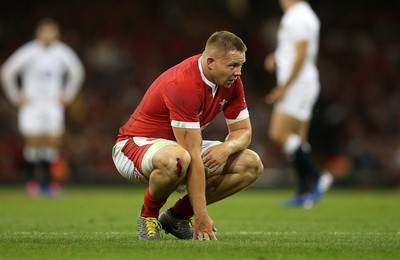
[118,54,249,141]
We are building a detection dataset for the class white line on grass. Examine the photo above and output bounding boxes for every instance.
[6,231,400,236]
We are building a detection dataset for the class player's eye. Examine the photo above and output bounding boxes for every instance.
[230,64,243,70]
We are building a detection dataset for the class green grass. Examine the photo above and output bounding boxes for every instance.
[0,185,399,259]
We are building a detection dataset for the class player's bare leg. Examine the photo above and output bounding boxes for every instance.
[159,148,263,239]
[269,110,333,207]
[139,145,190,240]
[23,135,62,196]
[268,110,303,146]
[205,149,263,204]
[149,145,191,199]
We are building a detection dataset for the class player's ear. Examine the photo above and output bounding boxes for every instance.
[207,57,215,69]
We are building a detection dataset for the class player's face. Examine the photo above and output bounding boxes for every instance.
[36,24,60,46]
[210,50,245,88]
[279,0,291,11]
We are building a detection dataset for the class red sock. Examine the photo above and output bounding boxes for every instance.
[140,187,167,218]
[171,195,194,220]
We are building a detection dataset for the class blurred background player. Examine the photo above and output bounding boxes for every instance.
[264,0,333,207]
[0,18,85,196]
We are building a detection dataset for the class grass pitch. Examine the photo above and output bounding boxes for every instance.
[0,185,399,260]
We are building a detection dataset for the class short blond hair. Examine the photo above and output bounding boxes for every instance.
[36,17,59,31]
[204,31,247,58]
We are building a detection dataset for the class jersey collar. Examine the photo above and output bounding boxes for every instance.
[198,56,218,97]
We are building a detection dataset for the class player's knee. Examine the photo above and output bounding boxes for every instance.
[156,146,191,181]
[268,128,281,144]
[174,149,191,178]
[242,150,264,181]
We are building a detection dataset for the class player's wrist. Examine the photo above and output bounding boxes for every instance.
[192,205,208,218]
[226,140,237,154]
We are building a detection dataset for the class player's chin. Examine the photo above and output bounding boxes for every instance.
[224,81,234,88]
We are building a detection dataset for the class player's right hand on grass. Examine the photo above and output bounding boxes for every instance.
[193,213,218,241]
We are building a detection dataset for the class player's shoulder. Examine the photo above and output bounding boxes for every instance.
[5,41,40,61]
[13,40,38,53]
[285,3,319,27]
[50,41,81,62]
[287,2,315,18]
[166,55,202,85]
[173,54,201,72]
[51,41,76,54]
[51,40,69,49]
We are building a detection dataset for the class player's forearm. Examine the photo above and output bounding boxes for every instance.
[172,127,208,215]
[282,58,304,90]
[282,41,307,90]
[63,67,85,103]
[186,156,208,216]
[225,128,252,154]
[0,70,20,105]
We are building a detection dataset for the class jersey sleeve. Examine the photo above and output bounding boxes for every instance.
[287,13,313,42]
[0,43,33,105]
[58,43,85,103]
[163,82,202,129]
[223,77,249,125]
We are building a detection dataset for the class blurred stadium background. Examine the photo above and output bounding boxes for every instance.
[0,0,399,188]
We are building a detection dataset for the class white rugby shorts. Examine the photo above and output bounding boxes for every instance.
[275,79,320,121]
[18,102,64,136]
[112,137,225,186]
